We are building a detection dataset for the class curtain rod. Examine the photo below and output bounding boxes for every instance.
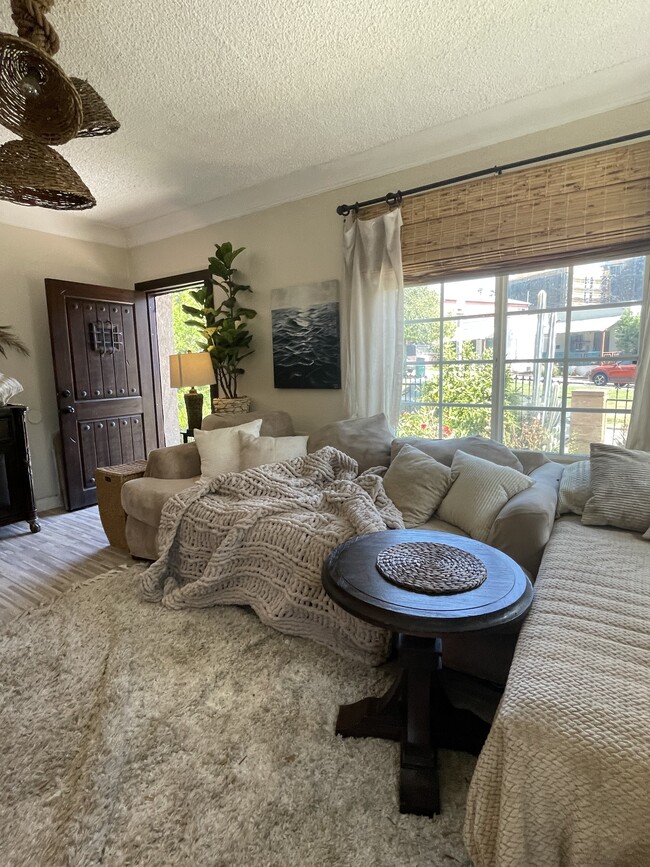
[335,129,650,216]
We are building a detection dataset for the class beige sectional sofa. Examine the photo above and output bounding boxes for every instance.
[122,410,562,684]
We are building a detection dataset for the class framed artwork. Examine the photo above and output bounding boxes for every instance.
[271,280,341,389]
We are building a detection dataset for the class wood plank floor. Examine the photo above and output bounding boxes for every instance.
[0,507,132,625]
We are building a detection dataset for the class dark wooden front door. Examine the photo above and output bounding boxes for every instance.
[46,279,158,510]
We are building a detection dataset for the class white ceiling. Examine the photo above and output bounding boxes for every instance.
[0,0,649,247]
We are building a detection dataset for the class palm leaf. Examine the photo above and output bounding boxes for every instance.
[0,326,29,358]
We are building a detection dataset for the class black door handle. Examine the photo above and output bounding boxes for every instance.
[61,406,75,414]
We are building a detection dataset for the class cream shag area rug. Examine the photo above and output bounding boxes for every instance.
[0,566,475,867]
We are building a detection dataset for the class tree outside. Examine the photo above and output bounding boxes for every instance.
[614,307,641,354]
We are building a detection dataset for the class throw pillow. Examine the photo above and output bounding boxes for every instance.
[437,450,533,542]
[382,443,452,528]
[239,432,309,470]
[557,459,592,516]
[308,413,393,472]
[392,435,524,473]
[643,527,650,541]
[581,443,650,533]
[194,418,263,480]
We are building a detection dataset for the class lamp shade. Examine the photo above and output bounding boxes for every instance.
[169,352,215,388]
[0,33,82,145]
[0,138,95,209]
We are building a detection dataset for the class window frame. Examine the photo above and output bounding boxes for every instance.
[401,254,650,455]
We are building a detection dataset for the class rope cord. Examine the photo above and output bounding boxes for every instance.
[10,0,59,55]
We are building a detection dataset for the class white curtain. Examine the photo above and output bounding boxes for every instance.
[342,208,404,427]
[627,277,650,451]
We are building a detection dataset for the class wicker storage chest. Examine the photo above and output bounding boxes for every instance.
[96,460,147,549]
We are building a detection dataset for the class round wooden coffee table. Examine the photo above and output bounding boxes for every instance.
[322,529,533,817]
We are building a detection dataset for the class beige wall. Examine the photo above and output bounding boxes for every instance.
[0,224,129,508]
[128,100,650,435]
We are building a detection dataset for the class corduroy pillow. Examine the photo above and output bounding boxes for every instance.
[437,450,533,542]
[581,443,650,533]
[382,443,452,528]
[557,459,592,516]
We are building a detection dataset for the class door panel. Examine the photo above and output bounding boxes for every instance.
[46,279,158,510]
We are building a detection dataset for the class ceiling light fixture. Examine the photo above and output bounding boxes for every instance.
[0,0,120,210]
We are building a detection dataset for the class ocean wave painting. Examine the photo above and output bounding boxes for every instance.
[271,281,341,389]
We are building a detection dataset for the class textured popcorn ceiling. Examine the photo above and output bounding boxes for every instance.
[0,0,649,242]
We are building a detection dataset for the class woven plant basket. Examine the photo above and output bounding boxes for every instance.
[71,77,120,137]
[0,139,96,210]
[212,396,251,415]
[0,33,81,145]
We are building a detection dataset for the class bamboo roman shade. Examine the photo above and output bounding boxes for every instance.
[363,140,650,282]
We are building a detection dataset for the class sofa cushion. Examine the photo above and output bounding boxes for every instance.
[437,450,533,542]
[487,461,562,576]
[557,459,591,516]
[195,418,263,480]
[392,435,524,473]
[382,443,452,528]
[416,516,469,537]
[202,409,295,437]
[511,448,550,475]
[122,477,197,529]
[239,432,309,470]
[582,442,650,533]
[308,413,393,472]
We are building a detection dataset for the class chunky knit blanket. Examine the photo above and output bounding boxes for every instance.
[141,447,404,665]
[464,516,650,867]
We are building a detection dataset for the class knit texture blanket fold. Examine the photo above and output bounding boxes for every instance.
[141,447,404,664]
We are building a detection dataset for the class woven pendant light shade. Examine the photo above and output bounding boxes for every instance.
[0,33,81,144]
[0,139,96,209]
[71,77,120,137]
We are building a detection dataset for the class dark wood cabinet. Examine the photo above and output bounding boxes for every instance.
[0,404,40,533]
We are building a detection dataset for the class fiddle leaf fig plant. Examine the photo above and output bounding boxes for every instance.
[182,242,256,399]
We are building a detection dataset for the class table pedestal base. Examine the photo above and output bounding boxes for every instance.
[336,634,490,816]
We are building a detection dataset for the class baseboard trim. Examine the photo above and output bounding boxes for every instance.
[37,495,64,512]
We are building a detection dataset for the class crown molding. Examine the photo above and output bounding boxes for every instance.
[0,201,127,247]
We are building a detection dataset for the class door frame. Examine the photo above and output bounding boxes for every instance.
[135,270,211,447]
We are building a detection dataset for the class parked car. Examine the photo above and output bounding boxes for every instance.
[589,359,637,386]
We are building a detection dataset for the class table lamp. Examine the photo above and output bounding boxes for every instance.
[169,352,216,433]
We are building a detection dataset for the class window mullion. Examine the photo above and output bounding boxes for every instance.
[492,275,508,442]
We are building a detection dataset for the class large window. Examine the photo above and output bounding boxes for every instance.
[399,255,647,454]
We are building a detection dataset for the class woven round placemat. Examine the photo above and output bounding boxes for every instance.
[376,542,488,595]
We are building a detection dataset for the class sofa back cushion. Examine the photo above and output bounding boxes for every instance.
[202,410,295,437]
[392,435,524,473]
[308,413,393,472]
[487,460,563,576]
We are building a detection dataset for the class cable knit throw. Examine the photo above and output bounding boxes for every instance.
[141,447,404,665]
